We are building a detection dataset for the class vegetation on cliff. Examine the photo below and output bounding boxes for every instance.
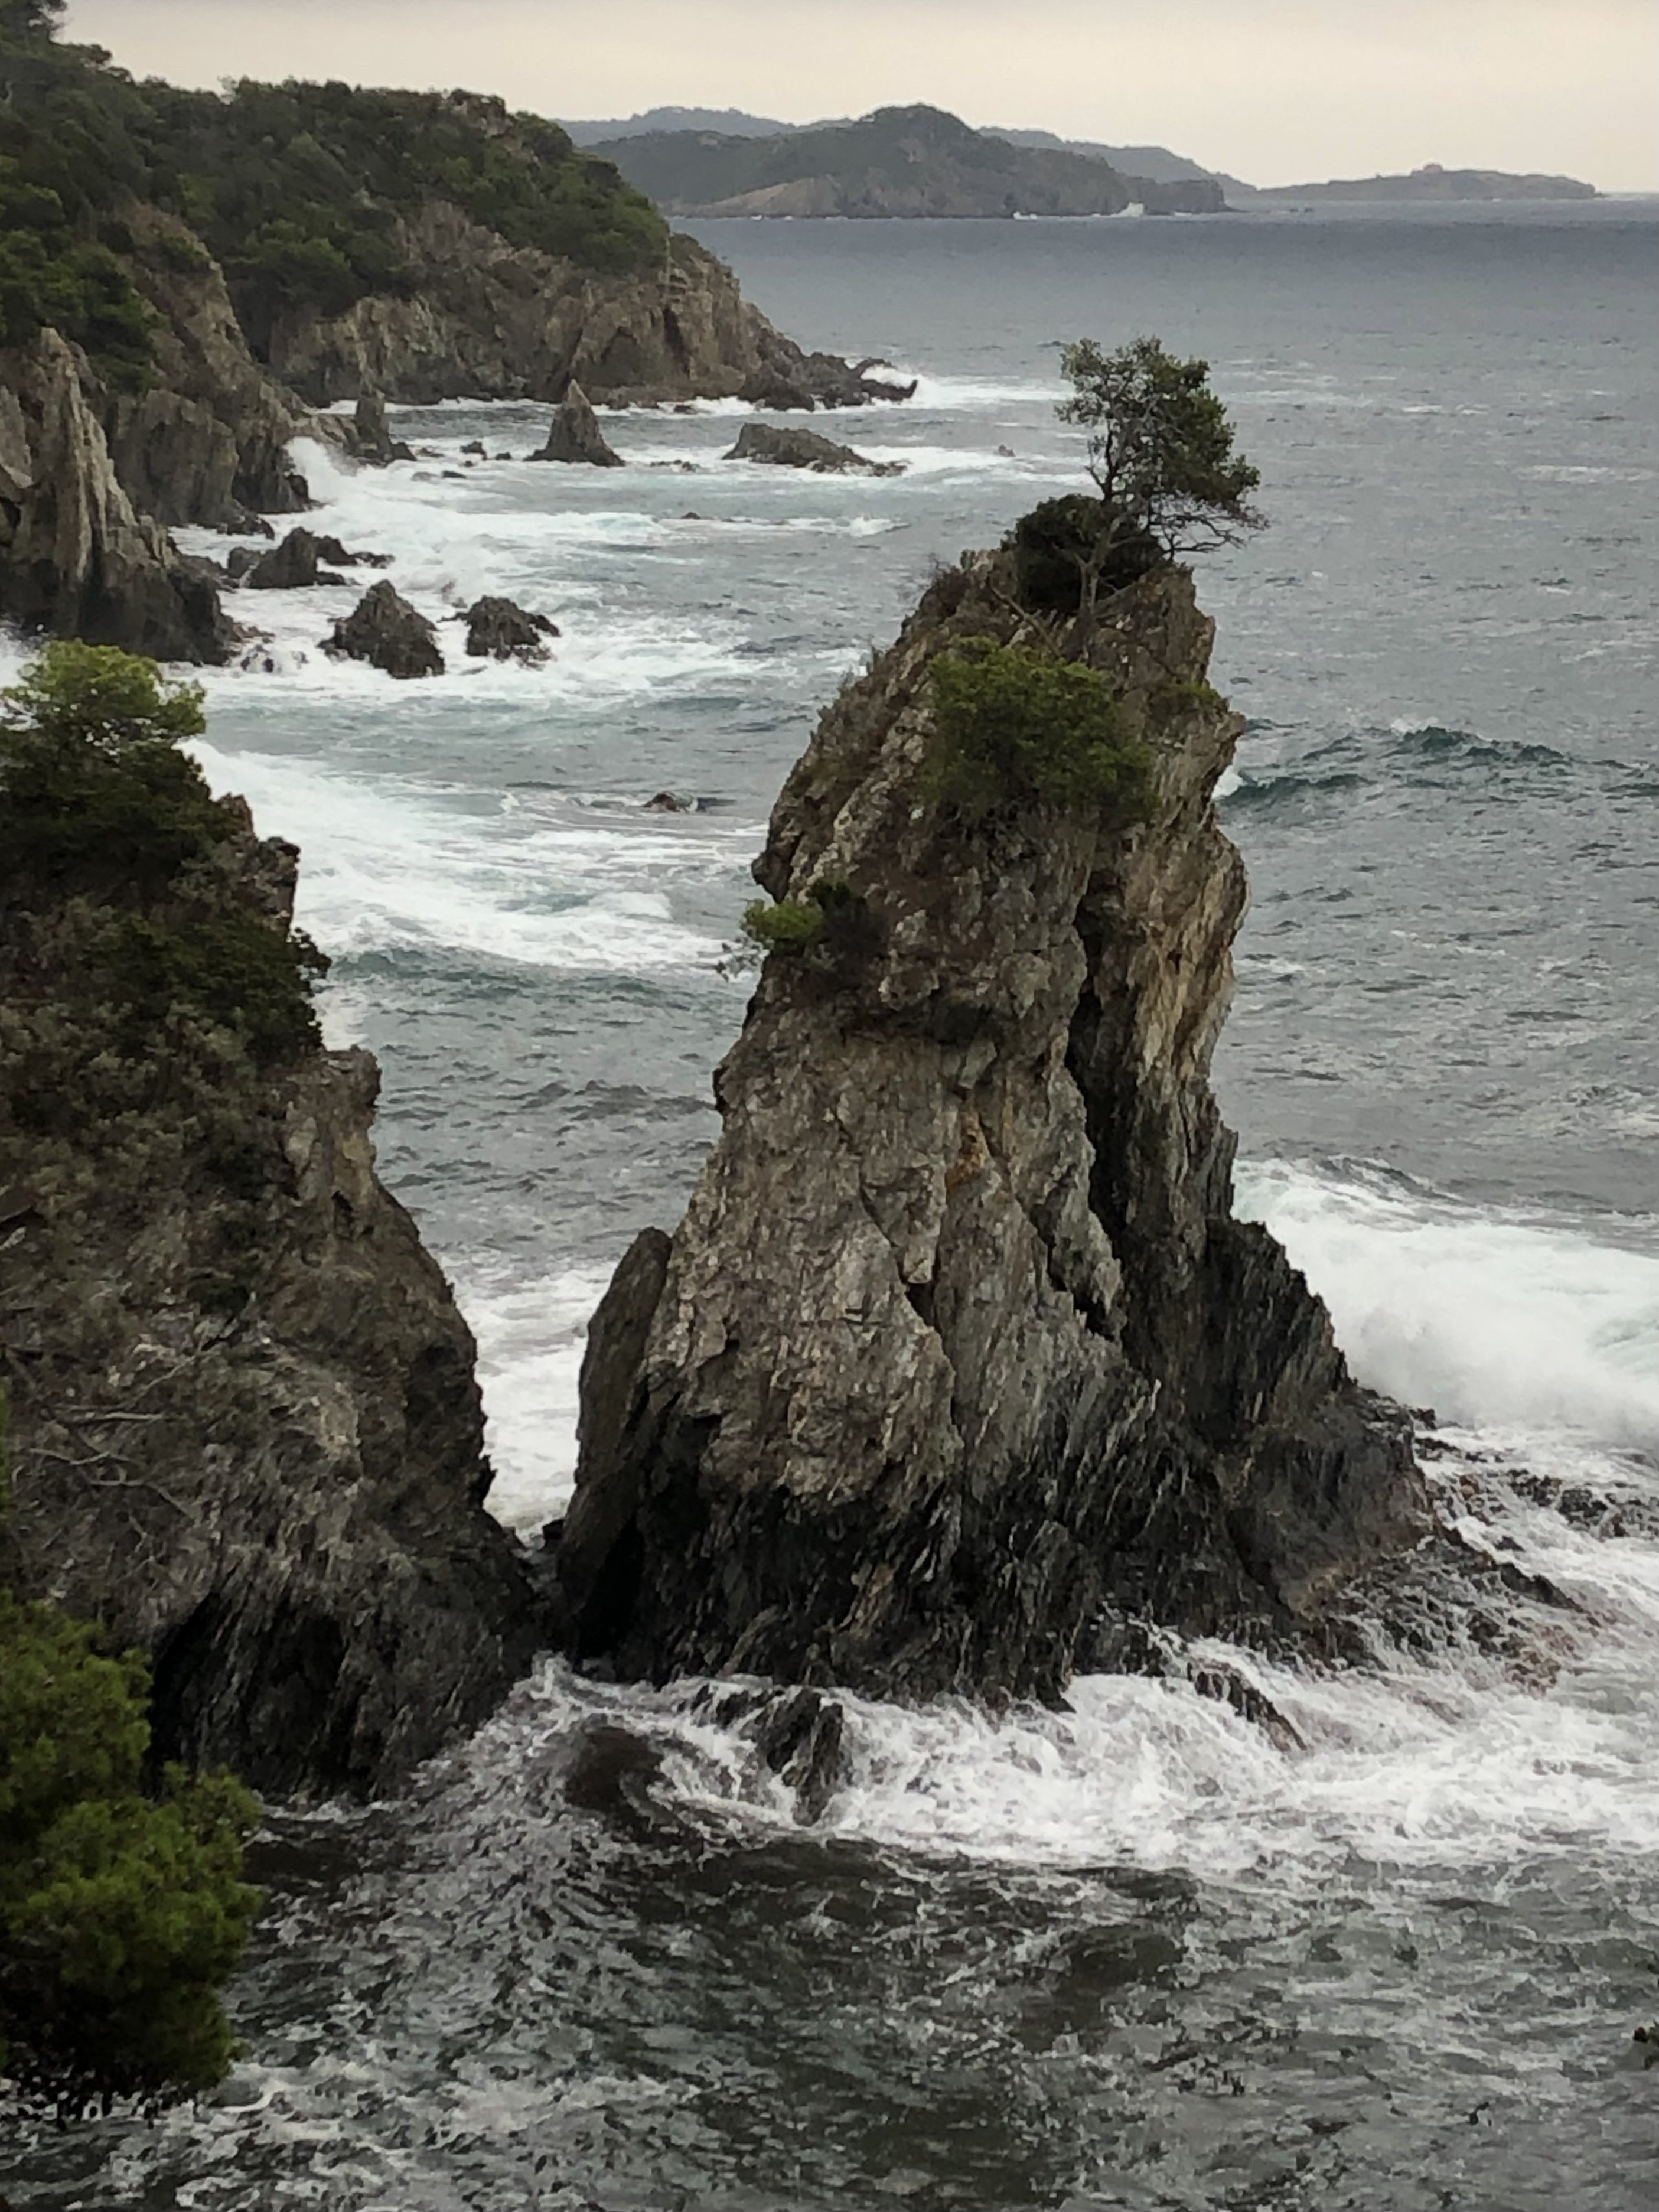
[0,0,666,380]
[0,1405,260,2118]
[927,636,1152,821]
[588,103,1225,218]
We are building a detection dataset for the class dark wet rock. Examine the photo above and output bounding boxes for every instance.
[530,381,625,467]
[352,389,415,465]
[462,594,559,664]
[0,782,540,1796]
[644,790,690,812]
[312,532,392,568]
[461,439,487,456]
[725,422,904,475]
[738,370,819,412]
[240,525,350,589]
[322,579,444,679]
[556,553,1427,1702]
[752,1686,847,1822]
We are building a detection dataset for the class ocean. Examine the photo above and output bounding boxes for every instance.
[3,201,1657,2209]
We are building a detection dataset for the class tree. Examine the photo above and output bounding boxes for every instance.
[0,1400,262,2118]
[1044,336,1264,602]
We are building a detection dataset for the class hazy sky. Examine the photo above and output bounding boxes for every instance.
[66,1,1659,190]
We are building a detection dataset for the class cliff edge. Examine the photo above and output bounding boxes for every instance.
[557,552,1426,1696]
[0,658,540,1794]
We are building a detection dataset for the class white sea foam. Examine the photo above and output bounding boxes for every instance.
[1237,1158,1659,1448]
[189,742,735,973]
[457,1262,617,1535]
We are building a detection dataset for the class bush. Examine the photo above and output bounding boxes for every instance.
[927,636,1153,823]
[1009,494,1162,613]
[742,895,827,954]
[0,1594,261,2116]
[0,1396,262,2119]
[0,641,328,1063]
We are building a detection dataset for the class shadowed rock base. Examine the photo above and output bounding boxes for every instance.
[555,552,1426,1701]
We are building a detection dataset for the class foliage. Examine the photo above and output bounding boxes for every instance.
[742,895,827,954]
[1009,494,1158,614]
[1056,337,1264,584]
[0,15,667,363]
[0,642,326,1060]
[0,1421,260,2116]
[927,635,1152,823]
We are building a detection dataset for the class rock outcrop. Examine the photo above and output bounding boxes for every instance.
[348,390,416,465]
[323,581,444,679]
[529,382,624,466]
[0,766,539,1796]
[726,422,904,476]
[556,551,1427,1698]
[237,526,346,589]
[0,331,235,664]
[263,214,918,410]
[462,595,559,663]
[101,207,311,529]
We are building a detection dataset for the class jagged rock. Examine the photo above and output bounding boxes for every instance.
[461,439,487,456]
[323,579,443,678]
[264,210,915,411]
[353,390,415,465]
[312,532,392,568]
[556,553,1427,1700]
[530,382,624,467]
[240,525,347,589]
[725,422,904,475]
[644,790,690,812]
[0,329,235,663]
[101,207,310,528]
[462,594,559,663]
[738,372,818,412]
[0,781,540,1794]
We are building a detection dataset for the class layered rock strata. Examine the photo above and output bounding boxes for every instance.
[558,554,1426,1696]
[0,331,234,663]
[0,786,538,1795]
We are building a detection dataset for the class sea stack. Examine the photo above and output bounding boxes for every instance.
[556,546,1427,1695]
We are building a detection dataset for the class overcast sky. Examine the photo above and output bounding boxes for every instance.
[66,1,1659,190]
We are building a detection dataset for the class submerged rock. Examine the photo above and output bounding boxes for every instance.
[725,422,904,475]
[530,382,624,467]
[556,550,1426,1700]
[323,579,444,678]
[462,594,559,663]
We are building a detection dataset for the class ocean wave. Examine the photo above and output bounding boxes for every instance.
[188,742,736,974]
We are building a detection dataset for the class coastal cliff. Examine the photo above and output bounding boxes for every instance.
[557,551,1426,1695]
[0,330,233,664]
[0,661,540,1794]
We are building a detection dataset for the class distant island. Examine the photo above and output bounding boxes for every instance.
[576,105,1226,219]
[1250,162,1598,203]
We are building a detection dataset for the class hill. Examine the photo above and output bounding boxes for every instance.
[587,104,1226,218]
[1252,163,1598,203]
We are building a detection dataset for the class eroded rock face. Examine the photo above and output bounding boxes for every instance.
[556,554,1426,1698]
[102,207,309,529]
[0,792,539,1795]
[263,214,918,409]
[0,330,235,663]
[725,422,903,476]
[529,382,623,467]
[323,579,444,679]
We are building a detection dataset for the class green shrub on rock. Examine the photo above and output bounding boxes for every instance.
[742,895,827,954]
[0,1402,262,2119]
[927,636,1152,825]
